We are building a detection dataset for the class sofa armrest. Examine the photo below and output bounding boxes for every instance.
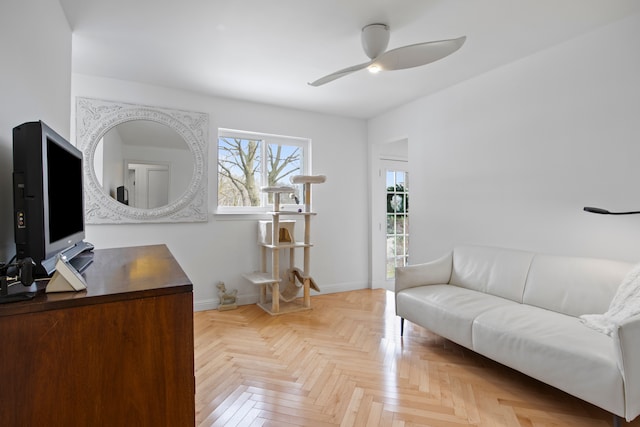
[395,251,453,293]
[614,313,640,421]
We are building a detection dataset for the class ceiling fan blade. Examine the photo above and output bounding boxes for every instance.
[373,36,466,71]
[308,60,372,87]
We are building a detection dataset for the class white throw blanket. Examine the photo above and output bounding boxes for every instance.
[580,263,640,336]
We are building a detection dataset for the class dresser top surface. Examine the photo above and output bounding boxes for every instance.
[0,244,192,316]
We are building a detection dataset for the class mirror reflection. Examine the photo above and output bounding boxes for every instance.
[93,120,193,209]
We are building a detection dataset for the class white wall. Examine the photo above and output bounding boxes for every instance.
[369,12,640,264]
[71,74,369,309]
[101,130,125,196]
[0,0,71,261]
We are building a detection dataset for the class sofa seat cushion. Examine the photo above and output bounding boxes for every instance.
[472,304,624,415]
[397,284,517,348]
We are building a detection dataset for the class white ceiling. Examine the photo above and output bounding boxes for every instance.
[59,0,640,119]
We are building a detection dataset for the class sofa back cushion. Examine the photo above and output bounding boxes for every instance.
[450,245,534,302]
[523,254,633,317]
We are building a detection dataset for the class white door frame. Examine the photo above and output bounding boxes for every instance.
[372,158,408,291]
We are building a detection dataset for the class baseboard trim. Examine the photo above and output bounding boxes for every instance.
[193,281,369,312]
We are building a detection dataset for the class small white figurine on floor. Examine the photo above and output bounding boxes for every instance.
[217,281,237,311]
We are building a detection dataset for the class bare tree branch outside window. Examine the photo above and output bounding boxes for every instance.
[218,136,303,207]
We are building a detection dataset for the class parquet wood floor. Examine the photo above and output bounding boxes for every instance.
[194,289,640,427]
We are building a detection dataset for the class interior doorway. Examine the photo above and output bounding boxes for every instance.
[126,161,170,209]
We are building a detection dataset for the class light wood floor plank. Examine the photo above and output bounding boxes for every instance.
[195,289,640,426]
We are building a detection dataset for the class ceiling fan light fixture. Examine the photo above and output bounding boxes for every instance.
[308,23,466,87]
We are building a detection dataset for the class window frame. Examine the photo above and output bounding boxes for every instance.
[216,128,311,215]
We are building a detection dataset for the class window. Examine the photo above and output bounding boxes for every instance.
[217,129,310,212]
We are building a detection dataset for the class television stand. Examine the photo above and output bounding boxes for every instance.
[0,290,35,303]
[40,240,94,275]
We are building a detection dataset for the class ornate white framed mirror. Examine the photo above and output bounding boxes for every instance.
[76,97,209,223]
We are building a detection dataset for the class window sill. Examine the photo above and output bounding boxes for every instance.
[213,205,306,220]
[213,210,271,221]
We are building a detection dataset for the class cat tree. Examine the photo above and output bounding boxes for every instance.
[243,175,326,315]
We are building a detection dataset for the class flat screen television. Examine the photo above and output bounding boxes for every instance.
[13,121,92,277]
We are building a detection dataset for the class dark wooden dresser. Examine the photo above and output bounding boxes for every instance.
[0,244,195,426]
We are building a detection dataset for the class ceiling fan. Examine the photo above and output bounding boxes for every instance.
[308,23,466,87]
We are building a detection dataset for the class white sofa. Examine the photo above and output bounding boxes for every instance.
[395,245,640,423]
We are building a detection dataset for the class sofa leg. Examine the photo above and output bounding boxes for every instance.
[400,318,405,336]
[613,415,623,427]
